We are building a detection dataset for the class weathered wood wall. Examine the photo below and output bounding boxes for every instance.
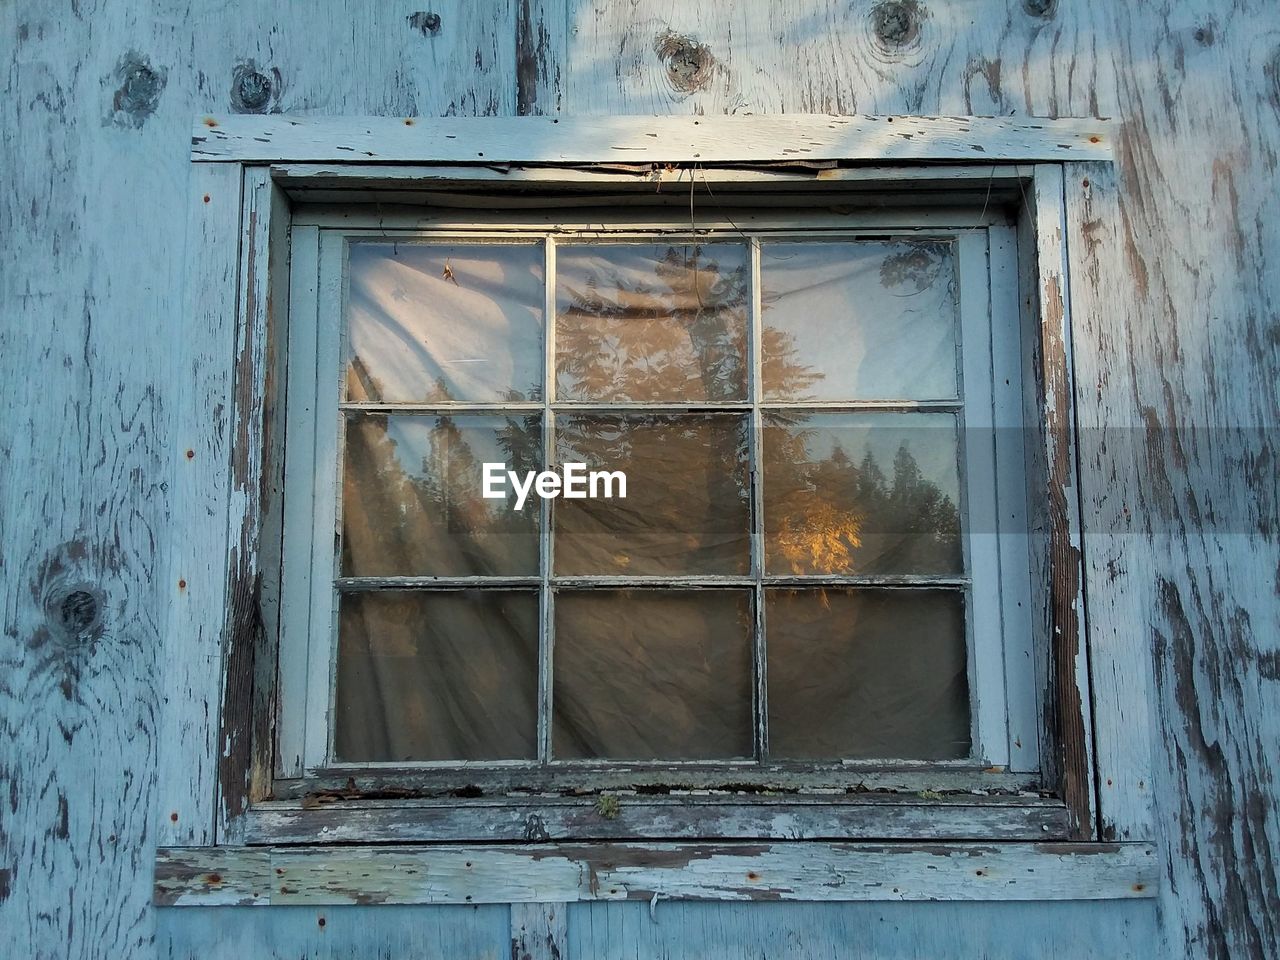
[2,1,1275,957]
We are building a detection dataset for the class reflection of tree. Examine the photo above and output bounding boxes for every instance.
[554,245,832,578]
[555,245,755,576]
[335,413,541,761]
[765,423,961,576]
[341,413,540,578]
[335,241,965,761]
[556,244,749,402]
[878,241,951,293]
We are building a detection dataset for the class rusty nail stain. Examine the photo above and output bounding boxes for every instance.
[1082,179,1090,188]
[169,812,179,822]
[317,916,326,928]
[186,449,195,460]
[202,194,211,203]
[1089,136,1100,143]
[178,579,187,590]
[746,871,760,881]
[1133,883,1145,892]
[203,117,218,127]
[404,118,415,126]
[205,873,222,884]
[1106,778,1113,786]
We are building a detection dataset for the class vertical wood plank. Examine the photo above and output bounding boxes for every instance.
[1105,4,1280,953]
[989,223,1041,775]
[957,230,1008,768]
[217,167,289,843]
[276,225,321,779]
[156,163,245,848]
[511,902,569,960]
[1031,164,1097,840]
[1060,160,1155,842]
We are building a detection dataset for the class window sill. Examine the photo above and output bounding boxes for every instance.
[154,840,1156,906]
[239,793,1073,845]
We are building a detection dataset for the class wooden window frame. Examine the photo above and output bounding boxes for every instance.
[155,114,1157,908]
[278,215,1034,785]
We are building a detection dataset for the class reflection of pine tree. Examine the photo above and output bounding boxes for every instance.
[556,244,749,402]
[765,427,961,576]
[762,326,823,400]
[337,413,541,760]
[555,245,754,575]
[342,413,540,579]
[766,424,866,575]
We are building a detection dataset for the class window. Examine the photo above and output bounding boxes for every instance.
[160,117,1161,909]
[276,198,1040,797]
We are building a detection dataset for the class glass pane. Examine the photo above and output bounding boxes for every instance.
[346,241,544,403]
[333,590,539,761]
[342,413,541,577]
[761,240,958,401]
[766,588,970,760]
[554,413,751,576]
[555,242,749,402]
[553,590,753,760]
[763,412,962,575]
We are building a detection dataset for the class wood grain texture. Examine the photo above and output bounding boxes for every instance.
[535,0,1116,118]
[565,899,1162,960]
[155,163,244,851]
[511,901,569,960]
[1028,165,1097,840]
[1061,159,1156,843]
[155,904,511,959]
[1,3,517,957]
[154,842,1158,906]
[1104,3,1280,957]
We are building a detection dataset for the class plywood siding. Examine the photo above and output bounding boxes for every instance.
[2,1,1275,958]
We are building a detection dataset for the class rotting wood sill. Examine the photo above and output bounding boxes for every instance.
[154,840,1158,907]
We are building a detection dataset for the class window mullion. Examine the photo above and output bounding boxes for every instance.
[538,236,557,766]
[749,236,768,763]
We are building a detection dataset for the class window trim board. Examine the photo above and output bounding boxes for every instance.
[189,114,1114,165]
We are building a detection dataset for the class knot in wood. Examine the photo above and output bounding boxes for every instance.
[871,1,922,46]
[653,31,714,94]
[110,52,166,127]
[408,11,442,35]
[230,61,279,114]
[1022,0,1057,19]
[58,590,101,640]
